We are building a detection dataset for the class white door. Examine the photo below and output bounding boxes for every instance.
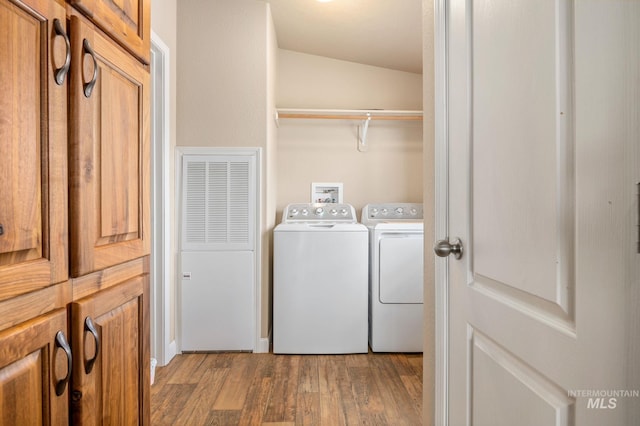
[437,0,640,425]
[179,152,257,351]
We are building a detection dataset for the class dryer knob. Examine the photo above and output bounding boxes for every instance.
[301,209,309,215]
[315,207,324,215]
[395,207,404,215]
[330,209,338,215]
[340,208,348,216]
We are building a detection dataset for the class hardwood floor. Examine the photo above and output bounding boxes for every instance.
[151,352,423,425]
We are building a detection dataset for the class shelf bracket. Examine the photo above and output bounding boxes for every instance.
[358,113,372,152]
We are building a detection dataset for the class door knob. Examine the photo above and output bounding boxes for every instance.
[434,238,463,259]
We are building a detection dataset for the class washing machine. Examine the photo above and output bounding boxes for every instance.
[362,203,424,352]
[273,203,368,354]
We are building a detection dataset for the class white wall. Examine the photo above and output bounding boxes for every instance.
[422,1,436,424]
[151,0,177,348]
[276,50,424,216]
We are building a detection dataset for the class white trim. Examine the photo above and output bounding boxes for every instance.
[150,32,173,367]
[175,147,262,353]
[434,0,450,425]
[256,328,271,353]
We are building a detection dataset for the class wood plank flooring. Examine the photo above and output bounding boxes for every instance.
[151,352,423,425]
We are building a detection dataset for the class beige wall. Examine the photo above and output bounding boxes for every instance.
[276,50,424,217]
[177,1,269,149]
[177,0,276,341]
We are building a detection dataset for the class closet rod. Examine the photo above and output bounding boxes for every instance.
[277,113,422,121]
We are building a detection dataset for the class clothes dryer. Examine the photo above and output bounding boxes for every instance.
[362,203,424,352]
[274,203,368,354]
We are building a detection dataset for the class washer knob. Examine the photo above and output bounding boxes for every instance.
[315,207,324,215]
[410,208,418,215]
[340,208,348,216]
[381,208,388,215]
[395,207,404,215]
[301,209,309,216]
[330,209,338,215]
[290,208,299,216]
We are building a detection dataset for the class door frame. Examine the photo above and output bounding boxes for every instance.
[434,0,450,424]
[150,31,175,366]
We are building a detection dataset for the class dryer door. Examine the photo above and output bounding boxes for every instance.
[378,234,424,303]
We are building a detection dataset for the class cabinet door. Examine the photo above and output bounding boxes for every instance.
[0,309,71,425]
[0,0,68,302]
[70,275,150,425]
[69,16,150,278]
[68,0,149,64]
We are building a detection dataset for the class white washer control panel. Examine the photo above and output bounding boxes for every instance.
[283,203,356,223]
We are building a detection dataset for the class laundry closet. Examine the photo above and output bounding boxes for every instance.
[175,1,426,354]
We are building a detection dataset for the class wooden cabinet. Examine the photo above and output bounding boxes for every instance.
[69,15,150,278]
[67,0,150,64]
[0,309,71,425]
[0,0,150,424]
[70,275,150,424]
[0,0,69,302]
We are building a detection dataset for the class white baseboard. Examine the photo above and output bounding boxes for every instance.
[255,329,272,353]
[161,340,177,366]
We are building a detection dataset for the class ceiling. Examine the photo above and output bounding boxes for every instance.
[267,0,423,74]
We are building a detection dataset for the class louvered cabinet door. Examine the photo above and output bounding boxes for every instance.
[179,152,257,351]
[69,15,150,278]
[0,0,68,301]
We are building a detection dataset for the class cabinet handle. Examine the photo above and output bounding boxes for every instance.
[82,39,98,98]
[53,19,70,85]
[54,331,72,396]
[84,317,100,374]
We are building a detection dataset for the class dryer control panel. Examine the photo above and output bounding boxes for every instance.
[282,203,357,223]
[362,203,423,223]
